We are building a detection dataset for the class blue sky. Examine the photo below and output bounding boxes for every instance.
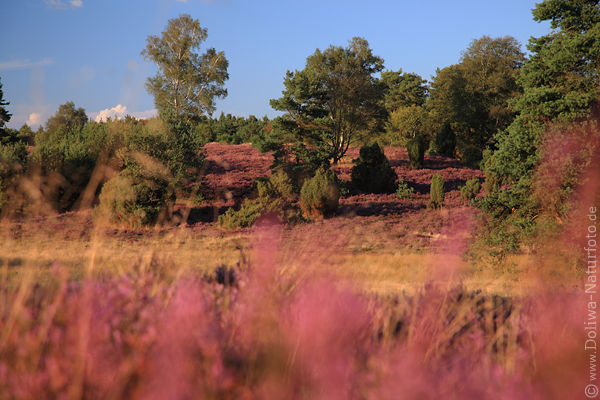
[1,0,551,128]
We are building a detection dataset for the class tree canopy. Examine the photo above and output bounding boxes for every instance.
[428,36,525,160]
[380,70,428,112]
[270,37,386,166]
[385,105,431,147]
[142,14,229,121]
[45,101,88,132]
[480,0,600,248]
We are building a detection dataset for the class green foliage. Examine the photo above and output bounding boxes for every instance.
[95,162,174,228]
[429,173,445,209]
[428,36,524,153]
[0,141,27,179]
[219,169,300,229]
[299,168,340,220]
[141,14,229,120]
[433,122,456,157]
[395,180,415,199]
[128,117,205,185]
[28,101,204,213]
[481,1,600,250]
[45,101,88,133]
[0,77,11,137]
[190,119,214,145]
[1,125,35,147]
[210,113,270,145]
[459,178,481,203]
[384,105,431,147]
[407,136,425,169]
[250,121,281,154]
[262,169,295,203]
[0,141,28,213]
[32,115,119,211]
[218,199,264,230]
[380,70,428,112]
[270,37,386,165]
[460,145,483,168]
[351,143,397,193]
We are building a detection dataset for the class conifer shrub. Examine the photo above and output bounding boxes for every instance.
[299,168,339,220]
[434,122,456,157]
[461,145,482,168]
[407,135,425,169]
[459,178,481,203]
[395,180,415,199]
[219,169,300,229]
[218,199,264,230]
[351,143,397,193]
[262,169,295,203]
[428,173,445,209]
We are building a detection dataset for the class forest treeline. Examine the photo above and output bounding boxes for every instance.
[0,0,599,253]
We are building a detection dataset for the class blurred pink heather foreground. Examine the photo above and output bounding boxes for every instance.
[0,219,588,399]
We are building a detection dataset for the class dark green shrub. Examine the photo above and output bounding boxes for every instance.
[95,161,173,228]
[434,122,456,157]
[429,173,445,209]
[191,120,215,145]
[219,169,300,230]
[459,178,481,203]
[351,143,397,193]
[461,145,482,168]
[218,199,264,229]
[299,168,339,220]
[0,141,28,214]
[407,136,425,169]
[395,180,415,199]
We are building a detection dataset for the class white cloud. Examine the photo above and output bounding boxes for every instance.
[26,113,43,126]
[93,104,128,122]
[0,58,53,71]
[8,104,50,129]
[44,0,83,9]
[91,105,157,122]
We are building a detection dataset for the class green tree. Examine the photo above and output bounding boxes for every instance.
[142,14,229,121]
[381,70,428,112]
[270,37,387,165]
[481,0,600,250]
[428,36,525,159]
[45,101,88,132]
[433,122,456,157]
[0,78,12,137]
[385,105,431,146]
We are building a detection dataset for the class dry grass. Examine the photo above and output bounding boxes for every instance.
[0,207,574,299]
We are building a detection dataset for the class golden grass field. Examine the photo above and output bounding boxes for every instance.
[0,206,571,297]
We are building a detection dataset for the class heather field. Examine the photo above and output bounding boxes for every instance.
[2,1,599,398]
[0,143,589,399]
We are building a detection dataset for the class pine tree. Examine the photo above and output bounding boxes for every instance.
[481,0,600,248]
[0,77,12,136]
